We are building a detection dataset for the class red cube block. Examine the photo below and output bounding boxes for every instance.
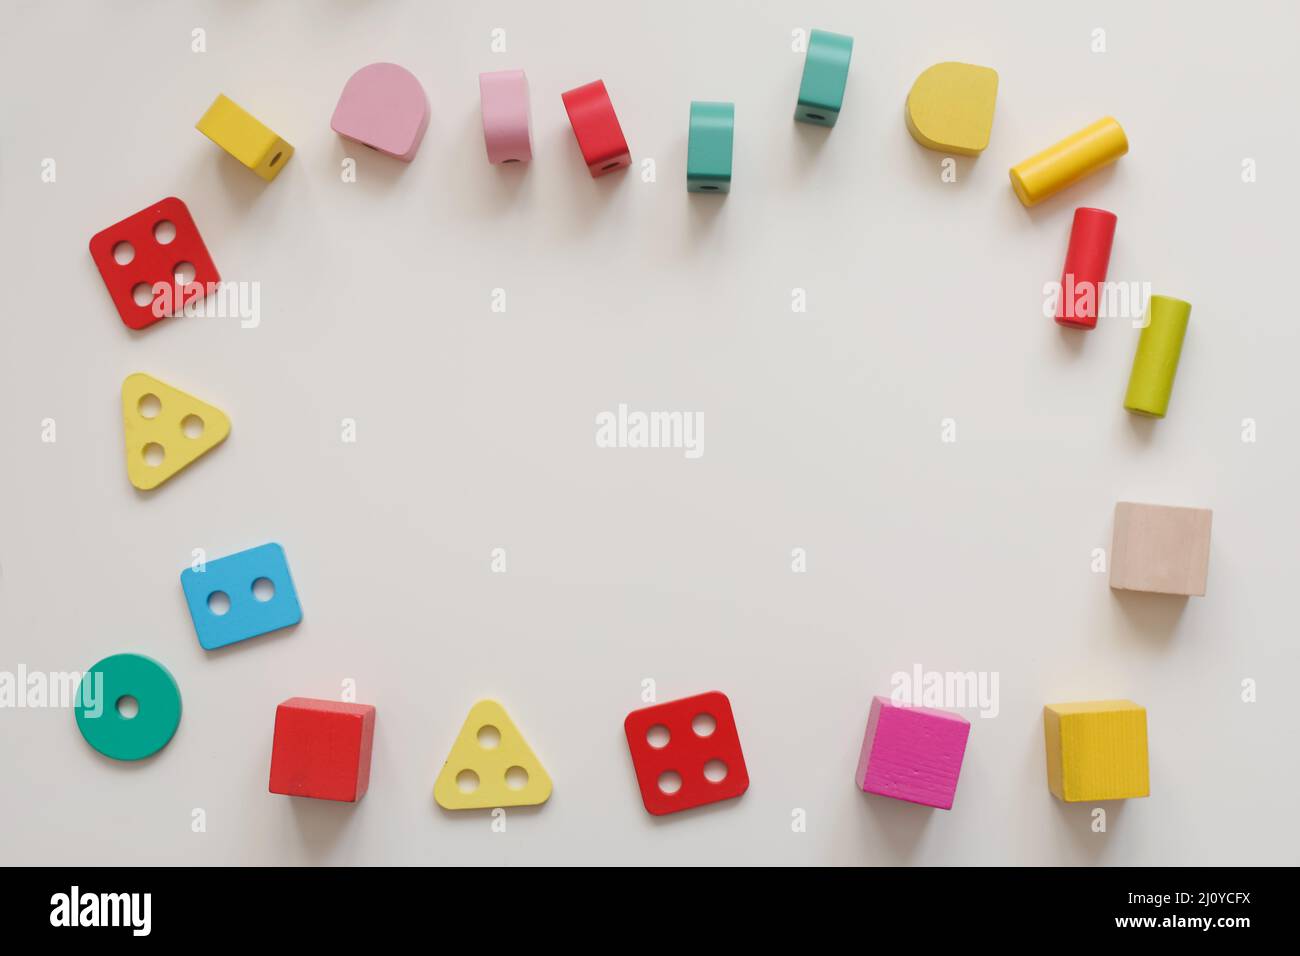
[88,196,220,331]
[268,697,375,802]
[560,80,631,177]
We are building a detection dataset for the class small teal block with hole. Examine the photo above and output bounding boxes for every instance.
[180,543,302,650]
[796,29,853,127]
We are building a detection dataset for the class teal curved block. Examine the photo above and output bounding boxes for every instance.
[796,29,853,126]
[687,101,734,193]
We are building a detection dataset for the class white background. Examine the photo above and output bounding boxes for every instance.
[2,0,1298,865]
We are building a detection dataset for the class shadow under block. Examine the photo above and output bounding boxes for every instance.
[687,101,734,193]
[180,543,302,650]
[434,700,552,809]
[1125,295,1192,417]
[269,698,375,802]
[854,696,970,809]
[480,69,532,164]
[121,373,230,490]
[1110,501,1212,596]
[196,94,293,181]
[796,30,853,126]
[1044,701,1149,802]
[1009,117,1127,207]
[561,80,630,177]
[75,653,182,761]
[624,691,749,816]
[88,196,220,331]
[904,62,998,156]
[331,62,429,161]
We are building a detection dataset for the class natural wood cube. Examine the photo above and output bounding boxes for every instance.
[1109,501,1212,597]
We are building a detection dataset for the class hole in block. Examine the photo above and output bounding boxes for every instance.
[703,759,728,782]
[503,158,519,164]
[456,769,479,793]
[601,161,620,170]
[646,724,670,749]
[251,577,275,602]
[181,414,204,438]
[269,152,282,167]
[207,591,231,616]
[116,695,139,719]
[700,185,719,190]
[691,713,716,737]
[142,442,165,466]
[153,220,176,244]
[113,241,135,265]
[657,770,683,794]
[137,393,161,419]
[505,766,528,790]
[477,725,501,749]
[132,283,154,307]
[173,261,196,285]
[805,112,826,121]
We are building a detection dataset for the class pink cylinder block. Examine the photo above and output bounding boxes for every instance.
[479,70,532,164]
[854,695,971,809]
[331,62,430,162]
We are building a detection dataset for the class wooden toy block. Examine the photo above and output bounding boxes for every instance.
[687,101,734,193]
[434,700,552,809]
[561,80,630,176]
[74,653,182,761]
[269,698,375,802]
[121,373,230,491]
[905,62,999,156]
[479,69,532,164]
[331,63,429,162]
[1009,117,1127,207]
[624,691,749,816]
[796,29,853,126]
[196,94,293,181]
[1110,501,1212,596]
[88,197,219,331]
[1056,207,1117,329]
[180,543,302,650]
[1124,295,1192,417]
[854,696,970,810]
[1043,700,1149,802]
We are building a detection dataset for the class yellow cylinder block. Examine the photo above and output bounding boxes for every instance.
[1009,117,1127,207]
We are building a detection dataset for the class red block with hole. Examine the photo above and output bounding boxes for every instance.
[560,80,631,177]
[623,690,749,815]
[88,196,219,331]
[268,697,375,803]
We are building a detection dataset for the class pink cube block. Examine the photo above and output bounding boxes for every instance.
[479,69,532,164]
[854,696,970,810]
[331,62,430,162]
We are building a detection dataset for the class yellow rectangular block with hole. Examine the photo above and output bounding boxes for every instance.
[196,94,293,181]
[1044,700,1149,802]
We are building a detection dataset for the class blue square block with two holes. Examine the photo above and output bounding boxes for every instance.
[180,542,302,650]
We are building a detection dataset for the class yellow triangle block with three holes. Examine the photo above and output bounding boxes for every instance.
[434,700,553,810]
[122,373,231,490]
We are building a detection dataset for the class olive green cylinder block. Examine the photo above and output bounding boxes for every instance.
[1124,295,1192,418]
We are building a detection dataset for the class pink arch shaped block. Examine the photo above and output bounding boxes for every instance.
[479,70,532,164]
[331,62,429,162]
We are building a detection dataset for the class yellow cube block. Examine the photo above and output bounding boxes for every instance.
[1043,700,1149,802]
[196,94,293,181]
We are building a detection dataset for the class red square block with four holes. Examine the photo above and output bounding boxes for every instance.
[88,196,219,330]
[268,697,376,803]
[624,691,749,815]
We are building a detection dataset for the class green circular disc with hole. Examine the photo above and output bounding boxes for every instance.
[74,653,182,761]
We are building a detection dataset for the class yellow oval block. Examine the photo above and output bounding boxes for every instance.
[434,700,552,810]
[122,373,230,491]
[905,62,999,156]
[1010,117,1128,207]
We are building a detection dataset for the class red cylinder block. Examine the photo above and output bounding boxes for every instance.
[561,80,631,177]
[1056,207,1117,330]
